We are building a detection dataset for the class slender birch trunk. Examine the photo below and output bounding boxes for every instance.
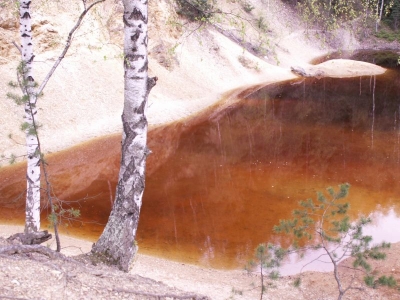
[92,0,157,272]
[19,0,41,234]
[376,0,385,31]
[14,0,104,240]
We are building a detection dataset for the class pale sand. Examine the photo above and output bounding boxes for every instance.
[1,224,398,300]
[0,0,385,161]
[0,225,270,300]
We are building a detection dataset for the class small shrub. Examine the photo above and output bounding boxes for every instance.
[176,0,215,22]
[375,29,400,42]
[378,275,397,287]
[238,55,260,72]
[246,243,285,299]
[365,274,397,289]
[256,16,268,31]
[242,1,254,13]
[293,277,301,287]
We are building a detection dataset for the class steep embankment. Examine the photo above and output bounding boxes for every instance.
[0,0,374,162]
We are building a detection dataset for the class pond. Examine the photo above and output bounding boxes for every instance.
[1,51,400,272]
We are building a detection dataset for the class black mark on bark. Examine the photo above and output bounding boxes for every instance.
[147,76,158,91]
[131,54,145,61]
[129,76,145,80]
[22,1,31,9]
[129,8,147,23]
[134,99,146,115]
[21,12,31,19]
[138,59,148,73]
[130,29,142,42]
[123,157,136,182]
[121,114,138,160]
[123,15,131,27]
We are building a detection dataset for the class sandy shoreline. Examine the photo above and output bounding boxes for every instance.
[2,223,399,299]
[0,224,266,300]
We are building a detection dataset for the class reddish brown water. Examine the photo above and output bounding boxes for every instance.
[1,52,400,270]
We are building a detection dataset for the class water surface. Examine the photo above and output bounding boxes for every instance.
[1,52,400,271]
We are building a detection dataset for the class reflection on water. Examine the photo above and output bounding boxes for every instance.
[0,135,121,240]
[140,71,400,269]
[1,52,400,271]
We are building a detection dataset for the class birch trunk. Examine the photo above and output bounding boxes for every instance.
[376,0,385,31]
[20,0,41,234]
[13,0,104,243]
[92,0,157,272]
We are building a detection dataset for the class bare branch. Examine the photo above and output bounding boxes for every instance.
[36,0,105,96]
[110,287,208,299]
[11,41,22,55]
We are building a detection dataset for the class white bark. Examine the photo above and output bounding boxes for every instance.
[92,0,157,272]
[20,0,41,234]
[15,0,105,241]
[379,0,384,21]
[376,0,385,31]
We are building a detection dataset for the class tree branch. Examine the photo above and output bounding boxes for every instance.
[110,287,209,299]
[36,0,105,96]
[12,41,22,55]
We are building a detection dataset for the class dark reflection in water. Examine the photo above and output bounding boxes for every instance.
[0,136,121,240]
[1,52,400,270]
[140,71,400,268]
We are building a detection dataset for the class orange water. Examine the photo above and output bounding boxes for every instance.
[1,67,400,270]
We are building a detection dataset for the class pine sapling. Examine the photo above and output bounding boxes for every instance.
[274,183,394,300]
[245,243,285,300]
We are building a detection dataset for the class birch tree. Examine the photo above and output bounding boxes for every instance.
[18,0,40,234]
[11,0,104,243]
[92,0,157,272]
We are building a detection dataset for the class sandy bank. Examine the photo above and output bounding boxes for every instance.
[1,224,399,299]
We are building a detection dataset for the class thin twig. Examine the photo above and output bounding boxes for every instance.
[36,0,106,97]
[12,41,22,55]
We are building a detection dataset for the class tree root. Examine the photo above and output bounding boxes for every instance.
[0,244,64,259]
[7,230,52,245]
[110,287,209,299]
[0,237,210,299]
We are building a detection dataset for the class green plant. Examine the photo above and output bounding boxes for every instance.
[375,28,400,42]
[241,1,254,13]
[256,16,268,31]
[245,243,285,300]
[274,183,393,300]
[296,0,379,42]
[238,55,260,72]
[47,204,81,228]
[293,277,301,287]
[365,274,397,289]
[175,0,216,22]
[231,287,243,296]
